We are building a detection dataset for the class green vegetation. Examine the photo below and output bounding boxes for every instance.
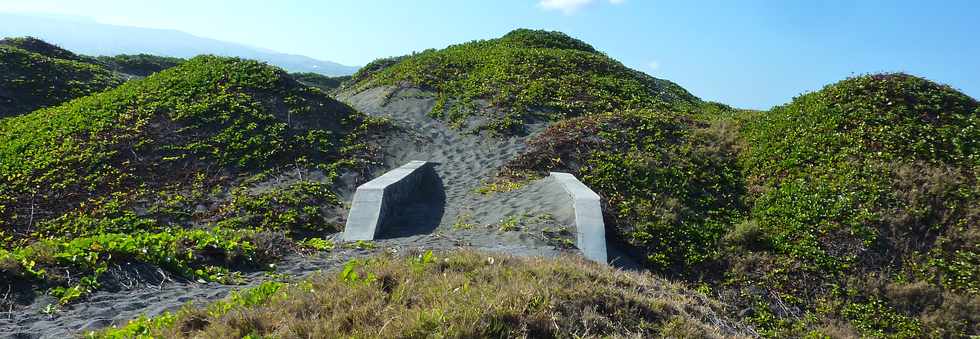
[3,30,977,338]
[347,29,701,133]
[290,72,351,92]
[97,54,185,77]
[730,73,979,337]
[498,215,520,232]
[504,73,979,337]
[0,37,122,118]
[505,109,744,270]
[0,227,264,304]
[451,213,476,230]
[0,55,387,302]
[92,251,743,338]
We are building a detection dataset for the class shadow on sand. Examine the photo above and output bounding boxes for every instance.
[604,232,649,271]
[376,163,446,239]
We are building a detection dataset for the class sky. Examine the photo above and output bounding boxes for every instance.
[0,0,977,110]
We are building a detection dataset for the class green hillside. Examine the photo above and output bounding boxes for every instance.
[1,29,976,338]
[732,73,978,337]
[0,37,122,118]
[347,29,701,133]
[0,55,388,303]
[504,73,979,337]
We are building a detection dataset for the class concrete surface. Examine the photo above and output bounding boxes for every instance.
[550,172,608,263]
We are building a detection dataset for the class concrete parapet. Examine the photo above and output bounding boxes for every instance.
[550,172,608,263]
[343,161,435,241]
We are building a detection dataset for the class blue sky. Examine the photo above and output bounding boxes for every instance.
[1,0,977,109]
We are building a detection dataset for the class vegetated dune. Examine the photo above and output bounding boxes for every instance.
[730,73,979,337]
[341,29,703,134]
[0,37,123,118]
[0,55,390,309]
[2,27,977,338]
[0,36,97,63]
[503,109,744,271]
[503,72,979,337]
[93,250,753,338]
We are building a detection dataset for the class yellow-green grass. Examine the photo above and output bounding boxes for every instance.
[93,250,745,338]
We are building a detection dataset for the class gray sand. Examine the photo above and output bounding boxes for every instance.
[0,86,635,338]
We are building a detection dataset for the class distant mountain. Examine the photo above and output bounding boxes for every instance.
[0,12,359,76]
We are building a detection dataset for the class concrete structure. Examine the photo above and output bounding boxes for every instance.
[343,161,435,241]
[550,172,608,264]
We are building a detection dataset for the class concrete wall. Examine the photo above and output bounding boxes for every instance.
[343,161,435,241]
[550,172,608,264]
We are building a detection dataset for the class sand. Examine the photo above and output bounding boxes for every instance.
[0,85,639,338]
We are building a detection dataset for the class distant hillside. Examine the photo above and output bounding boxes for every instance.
[97,54,185,77]
[0,36,94,63]
[291,72,351,92]
[344,29,701,134]
[0,37,122,118]
[0,56,387,304]
[0,12,359,76]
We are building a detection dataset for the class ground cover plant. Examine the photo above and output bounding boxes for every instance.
[503,109,744,271]
[727,73,979,337]
[503,73,979,337]
[92,250,748,338]
[0,55,388,303]
[0,37,122,118]
[347,29,702,134]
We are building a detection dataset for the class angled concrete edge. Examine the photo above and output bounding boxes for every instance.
[550,172,608,264]
[343,161,433,241]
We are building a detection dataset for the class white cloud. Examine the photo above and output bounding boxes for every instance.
[648,60,661,71]
[538,0,624,15]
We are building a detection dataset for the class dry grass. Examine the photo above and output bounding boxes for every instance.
[100,250,749,338]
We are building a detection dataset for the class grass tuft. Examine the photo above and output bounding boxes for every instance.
[92,251,746,338]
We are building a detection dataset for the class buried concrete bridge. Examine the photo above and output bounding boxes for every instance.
[342,161,608,264]
[342,161,442,241]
